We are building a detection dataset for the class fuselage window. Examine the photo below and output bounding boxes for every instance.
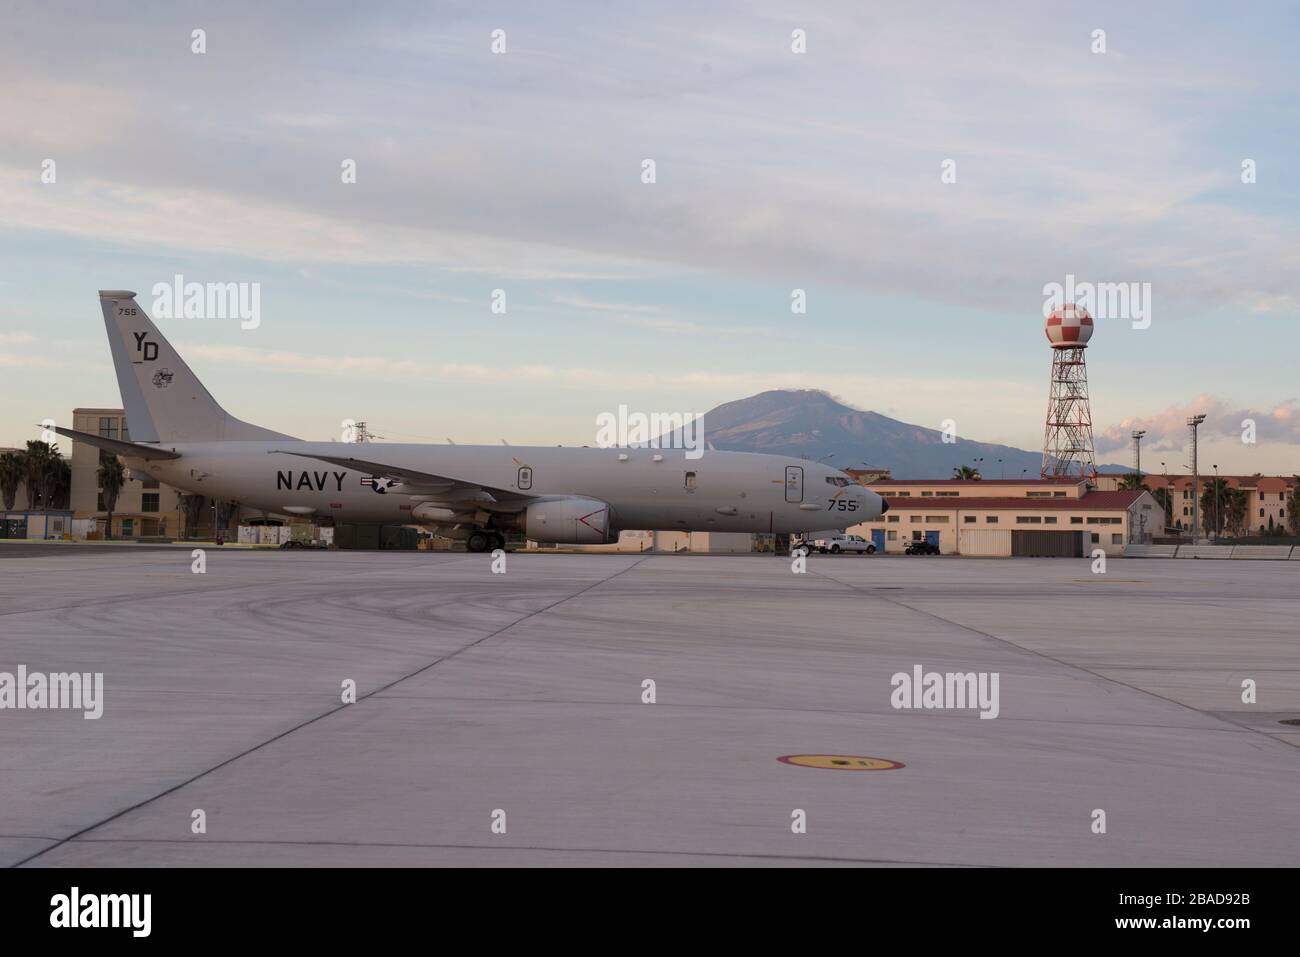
[684,471,697,490]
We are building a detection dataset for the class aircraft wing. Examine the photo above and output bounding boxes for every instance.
[269,450,535,506]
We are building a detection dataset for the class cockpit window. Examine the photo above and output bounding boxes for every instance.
[825,476,852,487]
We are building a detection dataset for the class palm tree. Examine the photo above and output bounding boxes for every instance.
[1199,477,1229,537]
[1151,486,1173,530]
[952,465,982,480]
[23,440,57,510]
[180,494,207,539]
[1117,473,1147,491]
[0,451,23,511]
[97,456,126,540]
[47,455,71,510]
[1225,487,1249,538]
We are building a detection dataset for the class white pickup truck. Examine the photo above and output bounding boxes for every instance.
[811,533,876,554]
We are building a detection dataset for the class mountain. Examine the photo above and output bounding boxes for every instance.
[691,390,1123,479]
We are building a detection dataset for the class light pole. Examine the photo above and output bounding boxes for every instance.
[997,457,1004,479]
[1213,464,1220,539]
[1132,429,1146,482]
[1160,461,1171,530]
[1188,414,1206,541]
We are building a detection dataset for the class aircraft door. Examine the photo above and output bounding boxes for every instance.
[784,466,803,503]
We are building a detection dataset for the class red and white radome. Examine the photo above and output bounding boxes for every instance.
[1044,304,1094,348]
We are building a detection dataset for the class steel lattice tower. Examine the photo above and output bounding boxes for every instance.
[1041,305,1096,481]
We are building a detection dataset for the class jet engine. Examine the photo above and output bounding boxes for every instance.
[524,497,615,544]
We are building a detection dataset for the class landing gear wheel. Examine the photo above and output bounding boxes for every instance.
[466,531,490,553]
[489,532,505,551]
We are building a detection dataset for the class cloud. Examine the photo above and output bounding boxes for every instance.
[1,2,1297,317]
[1097,395,1300,452]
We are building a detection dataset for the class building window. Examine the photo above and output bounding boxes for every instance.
[1044,516,1057,524]
[142,493,159,513]
[1070,517,1083,524]
[963,515,976,523]
[923,515,948,523]
[909,516,921,523]
[986,516,998,523]
[887,530,897,541]
[1112,534,1122,545]
[1016,516,1042,524]
[887,515,899,523]
[1054,491,1066,497]
[1091,533,1099,543]
[98,417,118,439]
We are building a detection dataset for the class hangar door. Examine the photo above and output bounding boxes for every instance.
[1011,530,1087,557]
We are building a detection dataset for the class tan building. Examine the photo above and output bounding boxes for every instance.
[849,478,1161,556]
[68,408,249,539]
[68,409,179,538]
[1094,473,1296,536]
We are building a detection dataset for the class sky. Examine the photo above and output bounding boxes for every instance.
[2,0,1298,474]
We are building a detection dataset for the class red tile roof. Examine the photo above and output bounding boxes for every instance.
[1139,475,1295,491]
[873,478,1082,486]
[881,491,1147,510]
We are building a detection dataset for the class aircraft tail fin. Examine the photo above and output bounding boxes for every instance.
[98,290,295,443]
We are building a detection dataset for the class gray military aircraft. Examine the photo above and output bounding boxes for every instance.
[54,291,886,551]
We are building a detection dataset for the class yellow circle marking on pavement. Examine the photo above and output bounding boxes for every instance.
[778,754,904,770]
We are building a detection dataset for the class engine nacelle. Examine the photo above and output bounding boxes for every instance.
[525,497,615,544]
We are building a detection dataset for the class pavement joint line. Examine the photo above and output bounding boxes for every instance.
[9,556,650,868]
[21,836,990,868]
[808,568,1300,756]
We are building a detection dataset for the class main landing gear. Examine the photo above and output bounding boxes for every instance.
[466,531,506,553]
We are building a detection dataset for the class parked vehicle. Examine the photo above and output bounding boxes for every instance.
[814,533,876,554]
[905,538,940,555]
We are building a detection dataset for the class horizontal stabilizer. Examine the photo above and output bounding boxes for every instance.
[50,425,182,460]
